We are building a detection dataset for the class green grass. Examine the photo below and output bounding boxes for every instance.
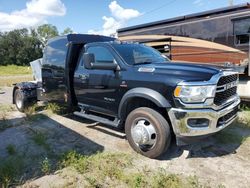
[59,151,214,188]
[6,144,16,155]
[41,157,52,175]
[0,65,32,76]
[0,156,24,188]
[31,131,50,151]
[45,102,69,115]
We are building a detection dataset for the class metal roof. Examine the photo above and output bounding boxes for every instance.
[117,3,250,33]
[48,34,115,44]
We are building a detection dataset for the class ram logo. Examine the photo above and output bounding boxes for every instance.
[225,81,237,90]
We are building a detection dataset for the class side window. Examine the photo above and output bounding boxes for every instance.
[233,18,250,45]
[87,46,114,64]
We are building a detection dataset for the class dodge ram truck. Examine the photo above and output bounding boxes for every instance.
[13,34,240,158]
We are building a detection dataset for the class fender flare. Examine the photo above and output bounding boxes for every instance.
[12,82,37,104]
[118,87,171,119]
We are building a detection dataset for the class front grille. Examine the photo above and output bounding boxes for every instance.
[217,74,238,86]
[214,87,237,106]
[214,74,238,106]
[217,107,238,127]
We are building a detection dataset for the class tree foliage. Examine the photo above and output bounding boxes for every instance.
[0,24,66,66]
[37,24,59,46]
[0,29,43,66]
[61,27,74,35]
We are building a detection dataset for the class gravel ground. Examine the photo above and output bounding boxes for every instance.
[0,87,250,188]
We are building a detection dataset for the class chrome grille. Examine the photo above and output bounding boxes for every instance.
[214,74,238,106]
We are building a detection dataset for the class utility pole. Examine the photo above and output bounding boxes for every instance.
[229,0,233,6]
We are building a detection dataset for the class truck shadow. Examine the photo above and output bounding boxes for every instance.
[64,114,250,161]
[159,125,250,160]
[0,113,104,185]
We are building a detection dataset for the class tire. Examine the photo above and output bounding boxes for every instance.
[14,89,27,112]
[125,107,171,159]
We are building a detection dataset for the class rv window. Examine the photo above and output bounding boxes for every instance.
[234,18,250,45]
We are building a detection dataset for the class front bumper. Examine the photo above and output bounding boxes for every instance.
[168,96,240,138]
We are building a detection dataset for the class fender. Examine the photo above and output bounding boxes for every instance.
[118,87,171,119]
[12,82,37,104]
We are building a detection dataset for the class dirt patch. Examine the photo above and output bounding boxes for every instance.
[0,103,250,187]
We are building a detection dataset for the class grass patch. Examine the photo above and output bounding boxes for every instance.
[0,65,32,76]
[24,104,48,122]
[6,144,16,155]
[31,131,50,151]
[40,157,52,175]
[0,104,15,113]
[45,102,68,115]
[0,105,14,132]
[59,151,213,188]
[0,156,24,188]
[0,75,33,86]
[235,111,250,129]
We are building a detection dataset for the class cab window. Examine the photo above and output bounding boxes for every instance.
[87,46,114,64]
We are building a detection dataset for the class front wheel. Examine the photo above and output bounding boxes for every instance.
[125,107,171,158]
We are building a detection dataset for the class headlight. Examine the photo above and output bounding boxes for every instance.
[174,85,216,103]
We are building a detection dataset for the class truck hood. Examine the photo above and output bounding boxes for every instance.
[137,62,223,82]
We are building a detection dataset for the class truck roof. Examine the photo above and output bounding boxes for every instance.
[117,3,250,33]
[48,34,115,44]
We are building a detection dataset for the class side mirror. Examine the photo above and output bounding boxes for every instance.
[83,53,119,71]
[83,53,95,69]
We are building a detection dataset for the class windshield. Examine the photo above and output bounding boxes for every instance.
[111,43,169,65]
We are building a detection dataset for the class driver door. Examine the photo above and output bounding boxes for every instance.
[74,45,121,116]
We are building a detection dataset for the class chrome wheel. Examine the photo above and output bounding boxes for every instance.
[131,118,157,151]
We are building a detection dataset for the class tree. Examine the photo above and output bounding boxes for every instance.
[37,24,59,46]
[61,27,74,35]
[0,28,43,66]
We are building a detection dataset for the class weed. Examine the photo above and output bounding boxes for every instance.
[45,102,65,115]
[123,172,147,188]
[186,175,203,188]
[6,144,16,155]
[85,176,100,187]
[24,104,47,122]
[31,131,50,151]
[152,169,183,188]
[0,104,15,113]
[0,156,24,188]
[60,151,132,184]
[60,151,89,173]
[41,157,51,175]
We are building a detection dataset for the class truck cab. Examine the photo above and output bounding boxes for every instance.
[13,34,240,158]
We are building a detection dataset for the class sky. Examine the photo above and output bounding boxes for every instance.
[0,0,249,36]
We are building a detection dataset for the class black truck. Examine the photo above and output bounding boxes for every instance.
[13,34,240,158]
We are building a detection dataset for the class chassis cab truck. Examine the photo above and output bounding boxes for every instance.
[13,34,240,158]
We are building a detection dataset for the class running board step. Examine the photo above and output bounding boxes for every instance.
[73,111,120,127]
